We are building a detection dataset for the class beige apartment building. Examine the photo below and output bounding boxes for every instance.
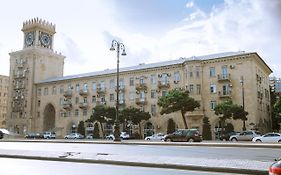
[0,75,9,128]
[6,18,273,138]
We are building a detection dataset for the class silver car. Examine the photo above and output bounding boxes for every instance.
[252,133,281,143]
[145,133,165,141]
[64,133,84,139]
[229,130,261,141]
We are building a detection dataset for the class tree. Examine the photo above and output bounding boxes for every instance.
[273,97,281,131]
[167,119,176,134]
[202,117,212,140]
[271,89,280,131]
[120,107,151,137]
[231,104,248,130]
[157,89,200,129]
[214,100,234,134]
[77,121,85,136]
[93,122,100,138]
[88,105,116,137]
[225,123,234,133]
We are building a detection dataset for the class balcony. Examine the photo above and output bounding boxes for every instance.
[14,73,26,79]
[79,89,89,96]
[218,91,232,98]
[96,100,106,105]
[14,84,25,90]
[97,87,106,94]
[115,85,125,92]
[79,102,89,109]
[158,81,170,89]
[63,101,72,110]
[217,74,231,81]
[136,83,148,91]
[17,62,24,68]
[118,100,126,107]
[63,90,73,98]
[135,97,147,105]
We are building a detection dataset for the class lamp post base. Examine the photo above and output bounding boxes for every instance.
[113,121,121,142]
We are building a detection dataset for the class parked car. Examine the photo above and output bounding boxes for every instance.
[269,158,281,175]
[145,133,165,141]
[219,131,240,141]
[163,129,202,142]
[229,130,261,141]
[86,134,93,139]
[0,130,3,139]
[64,133,84,139]
[105,134,115,140]
[252,133,281,143]
[43,131,56,139]
[25,132,44,139]
[105,132,132,140]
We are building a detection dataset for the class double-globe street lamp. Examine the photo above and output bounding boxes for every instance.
[110,40,126,141]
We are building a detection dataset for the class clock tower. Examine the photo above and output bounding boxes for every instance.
[7,18,65,134]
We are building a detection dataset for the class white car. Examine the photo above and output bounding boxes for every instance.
[64,133,84,139]
[43,131,56,139]
[145,133,165,141]
[252,133,281,143]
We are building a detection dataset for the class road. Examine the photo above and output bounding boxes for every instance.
[0,141,279,162]
[0,157,247,175]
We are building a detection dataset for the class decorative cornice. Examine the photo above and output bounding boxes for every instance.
[22,17,56,34]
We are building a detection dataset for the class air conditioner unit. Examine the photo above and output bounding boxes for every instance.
[230,65,235,69]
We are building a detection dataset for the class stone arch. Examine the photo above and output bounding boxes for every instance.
[43,103,56,131]
[143,122,155,138]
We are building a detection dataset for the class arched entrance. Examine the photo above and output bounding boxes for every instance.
[43,104,56,131]
[143,122,154,138]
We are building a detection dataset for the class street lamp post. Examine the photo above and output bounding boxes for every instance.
[110,40,126,141]
[240,76,246,131]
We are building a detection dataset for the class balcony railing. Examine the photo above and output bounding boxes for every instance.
[136,83,148,91]
[217,74,231,81]
[135,97,147,105]
[158,81,170,89]
[63,90,73,98]
[97,87,106,94]
[218,91,232,98]
[14,84,25,89]
[79,89,89,96]
[14,73,26,79]
[63,101,72,110]
[79,102,89,109]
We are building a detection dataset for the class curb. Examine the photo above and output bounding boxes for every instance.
[0,154,268,175]
[1,139,281,149]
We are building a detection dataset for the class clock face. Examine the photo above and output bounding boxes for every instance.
[25,32,34,46]
[40,33,51,47]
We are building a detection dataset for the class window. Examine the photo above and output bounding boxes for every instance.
[140,91,145,100]
[151,90,157,99]
[196,66,200,77]
[162,90,167,97]
[222,84,230,95]
[52,86,57,95]
[75,84,80,92]
[59,98,64,106]
[119,93,125,103]
[92,82,96,91]
[162,73,169,84]
[210,84,216,93]
[129,92,134,101]
[210,67,216,77]
[119,78,124,88]
[83,97,88,103]
[44,88,48,95]
[189,66,193,77]
[75,109,79,117]
[83,83,88,92]
[221,65,228,78]
[60,85,64,94]
[174,72,180,82]
[83,109,87,116]
[196,84,201,95]
[189,84,194,94]
[129,77,134,86]
[37,88,41,96]
[92,96,96,103]
[151,104,156,116]
[110,79,115,89]
[110,94,114,102]
[67,84,72,90]
[210,101,217,110]
[140,76,145,84]
[75,97,79,104]
[150,74,156,84]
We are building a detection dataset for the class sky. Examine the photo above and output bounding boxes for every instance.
[0,0,280,77]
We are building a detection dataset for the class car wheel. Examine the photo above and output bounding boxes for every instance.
[188,138,194,142]
[231,138,238,142]
[256,139,262,142]
[147,138,150,141]
[166,138,172,142]
[278,140,281,143]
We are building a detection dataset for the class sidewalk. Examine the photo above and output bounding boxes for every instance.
[0,139,274,175]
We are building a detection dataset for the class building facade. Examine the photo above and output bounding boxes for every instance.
[0,75,9,128]
[7,18,273,138]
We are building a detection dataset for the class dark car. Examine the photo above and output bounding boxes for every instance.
[219,131,240,141]
[25,132,44,139]
[163,129,202,142]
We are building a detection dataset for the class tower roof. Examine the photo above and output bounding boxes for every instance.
[22,17,56,34]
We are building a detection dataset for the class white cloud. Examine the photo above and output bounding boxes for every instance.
[186,1,194,8]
